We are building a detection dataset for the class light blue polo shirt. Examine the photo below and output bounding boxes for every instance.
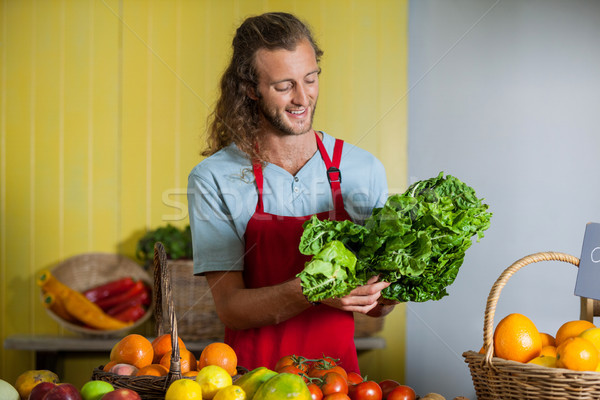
[187,131,388,275]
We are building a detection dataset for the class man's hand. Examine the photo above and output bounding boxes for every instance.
[321,276,392,315]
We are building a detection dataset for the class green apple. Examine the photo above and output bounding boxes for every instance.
[80,380,114,400]
[0,379,19,400]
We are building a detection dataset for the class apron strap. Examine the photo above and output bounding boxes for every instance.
[252,163,264,213]
[253,132,346,214]
[315,132,345,212]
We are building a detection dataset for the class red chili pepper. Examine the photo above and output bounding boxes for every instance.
[83,277,136,303]
[95,281,147,311]
[113,304,146,323]
[106,290,150,316]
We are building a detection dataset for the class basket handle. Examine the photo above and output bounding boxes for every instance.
[153,242,182,385]
[482,251,580,365]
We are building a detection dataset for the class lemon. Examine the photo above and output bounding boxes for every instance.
[213,385,246,400]
[165,378,203,400]
[196,365,233,399]
[527,355,557,368]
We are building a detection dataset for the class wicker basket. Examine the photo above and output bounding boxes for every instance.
[155,259,224,341]
[43,253,153,337]
[91,242,187,400]
[461,251,600,400]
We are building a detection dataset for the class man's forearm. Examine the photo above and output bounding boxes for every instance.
[207,273,311,330]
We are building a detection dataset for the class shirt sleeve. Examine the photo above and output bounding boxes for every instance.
[187,171,245,275]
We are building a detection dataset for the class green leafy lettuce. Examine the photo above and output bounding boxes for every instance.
[297,172,492,303]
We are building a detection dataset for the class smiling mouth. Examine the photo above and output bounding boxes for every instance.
[288,108,307,117]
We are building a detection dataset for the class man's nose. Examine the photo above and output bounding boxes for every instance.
[292,83,309,105]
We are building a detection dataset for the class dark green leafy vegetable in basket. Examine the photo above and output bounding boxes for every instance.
[297,172,492,303]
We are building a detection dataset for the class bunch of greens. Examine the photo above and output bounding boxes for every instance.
[136,224,192,269]
[297,172,492,303]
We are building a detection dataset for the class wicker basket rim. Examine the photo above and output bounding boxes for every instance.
[43,252,153,337]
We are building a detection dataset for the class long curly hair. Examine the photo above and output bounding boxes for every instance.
[202,12,323,162]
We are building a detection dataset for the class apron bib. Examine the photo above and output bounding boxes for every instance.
[224,132,359,373]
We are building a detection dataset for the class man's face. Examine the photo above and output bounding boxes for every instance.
[252,39,320,136]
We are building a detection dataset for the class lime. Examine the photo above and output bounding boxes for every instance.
[213,385,246,400]
[196,365,233,399]
[165,378,203,400]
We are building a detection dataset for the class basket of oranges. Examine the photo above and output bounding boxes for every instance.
[90,242,242,400]
[463,251,600,400]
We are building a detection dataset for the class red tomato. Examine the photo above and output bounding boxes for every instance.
[323,394,351,400]
[347,372,364,385]
[386,385,416,400]
[308,383,324,400]
[320,372,349,395]
[378,380,400,399]
[348,381,382,400]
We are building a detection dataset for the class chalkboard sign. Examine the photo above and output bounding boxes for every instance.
[575,222,600,300]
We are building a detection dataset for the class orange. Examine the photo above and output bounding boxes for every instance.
[136,363,169,376]
[556,337,599,371]
[540,345,557,357]
[493,313,542,363]
[555,320,595,346]
[540,332,555,347]
[198,342,238,376]
[184,370,200,377]
[103,360,118,372]
[152,333,187,364]
[110,334,154,369]
[160,348,198,374]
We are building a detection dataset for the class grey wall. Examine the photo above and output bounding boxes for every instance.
[407,0,600,398]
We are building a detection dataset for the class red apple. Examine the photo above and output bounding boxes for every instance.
[99,388,141,400]
[28,382,56,400]
[42,383,82,400]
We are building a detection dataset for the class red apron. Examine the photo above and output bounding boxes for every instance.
[224,132,359,373]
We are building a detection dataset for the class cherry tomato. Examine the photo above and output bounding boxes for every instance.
[310,365,348,381]
[275,355,309,372]
[278,364,308,382]
[323,393,351,400]
[378,380,400,400]
[347,372,364,385]
[386,385,416,400]
[322,356,338,365]
[320,372,349,395]
[308,382,324,400]
[348,381,382,400]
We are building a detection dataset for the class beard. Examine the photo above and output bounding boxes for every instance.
[257,97,318,136]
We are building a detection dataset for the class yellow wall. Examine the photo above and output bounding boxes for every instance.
[0,0,408,388]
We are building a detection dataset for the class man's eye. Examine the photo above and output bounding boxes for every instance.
[274,83,292,92]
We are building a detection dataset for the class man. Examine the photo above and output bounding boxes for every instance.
[188,12,395,373]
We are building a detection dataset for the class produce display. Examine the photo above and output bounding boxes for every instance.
[487,313,600,372]
[298,172,492,303]
[36,271,152,329]
[4,333,470,400]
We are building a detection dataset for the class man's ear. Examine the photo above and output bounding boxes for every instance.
[246,85,259,101]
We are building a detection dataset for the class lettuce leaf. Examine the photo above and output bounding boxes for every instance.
[297,240,360,301]
[297,172,492,303]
